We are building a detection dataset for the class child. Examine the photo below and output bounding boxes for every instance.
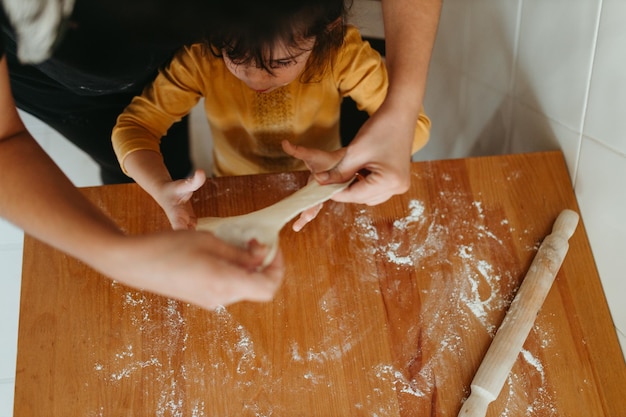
[112,0,431,230]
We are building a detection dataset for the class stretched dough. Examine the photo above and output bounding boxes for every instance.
[197,179,353,267]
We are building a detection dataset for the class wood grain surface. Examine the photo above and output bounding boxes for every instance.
[15,151,626,417]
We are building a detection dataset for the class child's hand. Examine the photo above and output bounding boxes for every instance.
[292,201,323,232]
[157,169,206,230]
[282,141,345,231]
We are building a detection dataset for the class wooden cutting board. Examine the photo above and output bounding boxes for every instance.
[15,151,626,416]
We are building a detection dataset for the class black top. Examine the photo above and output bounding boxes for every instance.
[1,0,212,113]
[0,0,217,183]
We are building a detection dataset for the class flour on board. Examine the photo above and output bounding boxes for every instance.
[91,183,555,416]
[352,193,556,415]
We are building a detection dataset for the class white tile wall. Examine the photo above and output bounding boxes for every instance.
[508,102,581,174]
[423,0,626,358]
[465,0,520,93]
[514,0,601,132]
[0,225,22,417]
[576,138,626,336]
[2,1,625,415]
[584,0,626,155]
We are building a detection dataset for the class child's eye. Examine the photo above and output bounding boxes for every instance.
[270,59,295,69]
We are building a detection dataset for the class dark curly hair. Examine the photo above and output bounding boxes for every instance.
[206,0,351,82]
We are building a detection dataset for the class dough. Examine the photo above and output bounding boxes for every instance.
[197,179,353,267]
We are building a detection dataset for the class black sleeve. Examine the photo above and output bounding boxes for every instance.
[0,6,8,58]
[0,30,5,59]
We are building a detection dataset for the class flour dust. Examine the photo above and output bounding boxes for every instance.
[91,173,554,416]
[349,181,556,415]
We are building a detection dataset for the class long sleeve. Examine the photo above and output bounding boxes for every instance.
[113,27,432,178]
[112,45,206,173]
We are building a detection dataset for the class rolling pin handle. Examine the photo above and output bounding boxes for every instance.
[551,209,579,240]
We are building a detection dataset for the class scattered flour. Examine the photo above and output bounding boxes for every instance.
[351,186,555,415]
[521,348,545,382]
[374,364,427,398]
[93,174,554,416]
[496,348,557,417]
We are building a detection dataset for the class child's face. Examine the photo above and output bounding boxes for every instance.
[223,38,315,93]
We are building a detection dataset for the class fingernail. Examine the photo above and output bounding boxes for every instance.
[315,172,330,182]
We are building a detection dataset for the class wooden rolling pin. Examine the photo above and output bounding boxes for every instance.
[458,209,580,417]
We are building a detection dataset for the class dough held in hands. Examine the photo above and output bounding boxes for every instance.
[197,179,353,267]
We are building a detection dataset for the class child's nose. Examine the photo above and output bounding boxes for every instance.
[246,67,270,81]
[243,67,273,90]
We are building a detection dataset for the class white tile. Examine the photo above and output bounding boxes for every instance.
[418,70,466,161]
[349,0,384,39]
[430,0,468,74]
[583,0,626,155]
[575,138,626,336]
[466,0,520,93]
[16,110,102,187]
[509,102,581,179]
[420,75,511,160]
[0,218,24,247]
[41,130,102,188]
[514,0,601,131]
[16,110,53,139]
[458,80,512,157]
[0,381,15,417]
[0,248,22,380]
[618,330,626,361]
[189,99,214,175]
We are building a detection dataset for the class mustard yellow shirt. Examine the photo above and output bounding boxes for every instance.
[112,26,431,177]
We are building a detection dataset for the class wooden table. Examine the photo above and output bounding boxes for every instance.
[15,151,626,417]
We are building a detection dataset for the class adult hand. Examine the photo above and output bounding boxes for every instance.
[282,98,415,212]
[0,125,283,311]
[99,230,285,309]
[2,52,283,313]
[282,0,442,230]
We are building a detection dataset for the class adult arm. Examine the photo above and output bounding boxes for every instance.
[285,0,442,205]
[0,56,283,309]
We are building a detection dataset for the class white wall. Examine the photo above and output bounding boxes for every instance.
[417,0,625,351]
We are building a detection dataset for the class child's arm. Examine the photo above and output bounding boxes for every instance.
[112,45,208,229]
[123,149,206,230]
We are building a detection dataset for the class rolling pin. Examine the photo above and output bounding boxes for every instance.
[458,209,580,417]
